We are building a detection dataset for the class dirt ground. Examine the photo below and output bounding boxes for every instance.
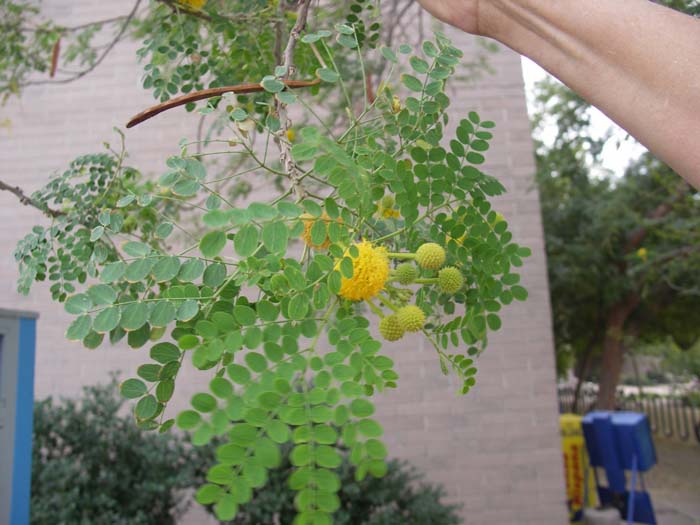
[645,438,700,525]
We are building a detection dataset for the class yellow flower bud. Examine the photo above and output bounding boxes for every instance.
[415,243,446,270]
[396,305,426,332]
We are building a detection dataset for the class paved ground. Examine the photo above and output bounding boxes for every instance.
[646,438,700,525]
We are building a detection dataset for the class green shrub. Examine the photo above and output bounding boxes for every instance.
[32,380,460,524]
[197,443,462,525]
[31,379,208,525]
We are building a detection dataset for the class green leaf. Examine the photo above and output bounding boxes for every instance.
[156,380,175,402]
[317,68,339,83]
[254,438,281,468]
[66,315,92,341]
[214,494,238,521]
[487,314,502,330]
[65,294,92,314]
[357,419,383,437]
[203,263,226,287]
[234,225,259,257]
[511,286,528,301]
[337,34,357,48]
[291,143,318,162]
[350,398,375,417]
[216,443,246,465]
[339,257,354,279]
[135,395,158,419]
[227,364,251,384]
[116,194,135,207]
[265,420,290,443]
[196,484,223,505]
[123,241,152,257]
[210,377,233,398]
[100,261,125,283]
[87,284,117,305]
[401,74,423,92]
[277,201,303,217]
[257,301,279,322]
[380,46,397,63]
[155,222,174,239]
[316,445,342,468]
[90,226,104,242]
[176,410,201,430]
[125,258,156,283]
[192,393,217,413]
[179,259,205,282]
[244,352,267,373]
[230,107,248,121]
[200,231,227,258]
[152,256,181,282]
[248,203,278,220]
[233,305,256,326]
[120,302,148,331]
[366,439,388,459]
[261,76,285,93]
[262,222,289,254]
[128,325,151,349]
[93,306,121,333]
[150,301,176,327]
[229,423,257,445]
[120,378,147,399]
[288,294,309,321]
[177,299,199,321]
[291,444,312,466]
[409,56,429,74]
[150,342,181,364]
[137,364,161,382]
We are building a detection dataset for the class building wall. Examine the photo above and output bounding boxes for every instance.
[0,3,566,524]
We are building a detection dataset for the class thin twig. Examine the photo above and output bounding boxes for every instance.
[0,180,63,218]
[22,0,143,87]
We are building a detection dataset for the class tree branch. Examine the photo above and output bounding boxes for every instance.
[125,79,319,128]
[21,0,142,87]
[0,180,63,218]
[275,0,313,200]
[624,181,692,253]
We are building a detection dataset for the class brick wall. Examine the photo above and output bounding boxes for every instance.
[0,3,566,523]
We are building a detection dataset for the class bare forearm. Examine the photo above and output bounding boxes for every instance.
[477,0,700,185]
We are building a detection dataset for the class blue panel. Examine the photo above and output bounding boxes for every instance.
[598,488,657,525]
[611,412,656,471]
[10,317,36,525]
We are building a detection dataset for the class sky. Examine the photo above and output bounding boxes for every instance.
[520,57,647,177]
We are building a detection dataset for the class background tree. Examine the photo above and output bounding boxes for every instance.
[31,379,209,525]
[534,6,700,409]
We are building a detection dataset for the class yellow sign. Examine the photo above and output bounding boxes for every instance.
[560,414,597,523]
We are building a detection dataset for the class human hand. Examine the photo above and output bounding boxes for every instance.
[415,0,482,35]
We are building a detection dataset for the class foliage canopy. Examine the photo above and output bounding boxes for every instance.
[533,64,700,408]
[9,1,528,522]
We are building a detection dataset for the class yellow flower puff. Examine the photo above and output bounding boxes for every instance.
[301,213,333,250]
[339,241,390,301]
[381,207,401,219]
[179,0,206,9]
[391,95,402,114]
[636,247,648,261]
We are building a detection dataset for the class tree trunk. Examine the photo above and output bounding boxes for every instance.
[596,295,640,410]
[572,349,593,413]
